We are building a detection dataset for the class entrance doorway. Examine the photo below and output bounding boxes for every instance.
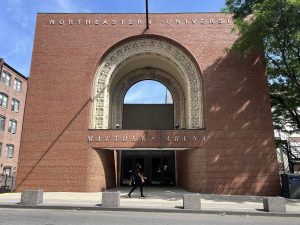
[121,150,176,186]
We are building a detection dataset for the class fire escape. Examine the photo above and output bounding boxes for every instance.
[277,132,300,174]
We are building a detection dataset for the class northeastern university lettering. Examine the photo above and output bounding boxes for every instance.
[49,18,231,26]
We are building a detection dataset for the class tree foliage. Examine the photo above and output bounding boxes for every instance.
[225,0,300,133]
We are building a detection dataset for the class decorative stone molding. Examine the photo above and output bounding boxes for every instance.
[93,37,203,129]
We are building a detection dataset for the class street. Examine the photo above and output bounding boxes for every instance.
[0,208,299,225]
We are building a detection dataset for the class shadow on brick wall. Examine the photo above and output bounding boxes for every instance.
[182,50,281,196]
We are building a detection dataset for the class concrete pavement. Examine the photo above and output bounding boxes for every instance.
[1,208,300,225]
[0,187,299,216]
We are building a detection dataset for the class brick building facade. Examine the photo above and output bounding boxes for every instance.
[0,59,28,188]
[16,13,280,195]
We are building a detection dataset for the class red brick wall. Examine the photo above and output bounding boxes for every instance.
[16,13,280,195]
[0,64,27,179]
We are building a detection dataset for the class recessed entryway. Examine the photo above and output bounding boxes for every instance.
[121,150,176,186]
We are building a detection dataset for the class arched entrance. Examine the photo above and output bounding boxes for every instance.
[121,80,176,185]
[112,68,184,129]
[92,36,203,187]
[92,37,203,129]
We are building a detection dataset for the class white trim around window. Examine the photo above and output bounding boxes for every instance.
[14,78,22,92]
[8,119,17,134]
[11,98,20,112]
[1,71,11,87]
[0,92,9,108]
[5,144,14,159]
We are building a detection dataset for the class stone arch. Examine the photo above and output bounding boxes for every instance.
[92,37,203,129]
[111,68,185,129]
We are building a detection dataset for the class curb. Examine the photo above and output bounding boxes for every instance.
[0,204,299,217]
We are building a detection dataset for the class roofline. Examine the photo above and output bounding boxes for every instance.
[37,12,229,15]
[1,60,28,80]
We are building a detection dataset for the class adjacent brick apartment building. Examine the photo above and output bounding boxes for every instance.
[0,59,28,188]
[16,13,280,195]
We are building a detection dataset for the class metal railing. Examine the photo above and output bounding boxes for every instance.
[276,131,300,174]
[0,175,15,192]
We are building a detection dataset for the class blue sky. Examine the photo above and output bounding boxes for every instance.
[0,0,226,76]
[0,0,226,103]
[124,80,173,104]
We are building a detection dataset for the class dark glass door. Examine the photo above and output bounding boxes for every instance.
[121,150,175,186]
[121,157,144,185]
[151,158,161,185]
[150,157,175,185]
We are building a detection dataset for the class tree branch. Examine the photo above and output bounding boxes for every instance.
[271,94,300,130]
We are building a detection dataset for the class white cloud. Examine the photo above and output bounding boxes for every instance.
[3,37,31,59]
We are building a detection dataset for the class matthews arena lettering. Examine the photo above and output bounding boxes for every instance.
[87,135,206,143]
[49,18,231,26]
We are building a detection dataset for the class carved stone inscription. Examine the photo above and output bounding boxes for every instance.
[87,135,206,143]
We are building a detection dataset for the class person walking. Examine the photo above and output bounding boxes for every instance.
[128,163,147,198]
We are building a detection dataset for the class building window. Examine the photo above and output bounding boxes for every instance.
[5,145,14,159]
[0,142,2,157]
[0,93,8,108]
[8,120,17,134]
[0,116,5,131]
[3,166,12,176]
[1,71,11,86]
[11,98,20,112]
[14,79,22,92]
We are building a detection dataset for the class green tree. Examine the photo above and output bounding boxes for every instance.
[225,0,300,133]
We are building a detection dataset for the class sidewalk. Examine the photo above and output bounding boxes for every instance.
[0,187,299,216]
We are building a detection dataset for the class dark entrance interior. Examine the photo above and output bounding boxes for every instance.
[122,104,174,129]
[122,80,174,130]
[121,150,176,186]
[120,81,175,186]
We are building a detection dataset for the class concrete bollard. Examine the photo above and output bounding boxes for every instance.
[20,189,44,206]
[183,193,201,210]
[263,197,286,213]
[102,191,120,208]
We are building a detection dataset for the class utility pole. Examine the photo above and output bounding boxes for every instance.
[146,0,149,29]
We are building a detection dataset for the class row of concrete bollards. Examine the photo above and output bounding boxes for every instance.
[183,193,287,213]
[19,190,287,213]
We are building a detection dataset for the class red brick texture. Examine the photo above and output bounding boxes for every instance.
[0,64,27,178]
[16,13,280,195]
